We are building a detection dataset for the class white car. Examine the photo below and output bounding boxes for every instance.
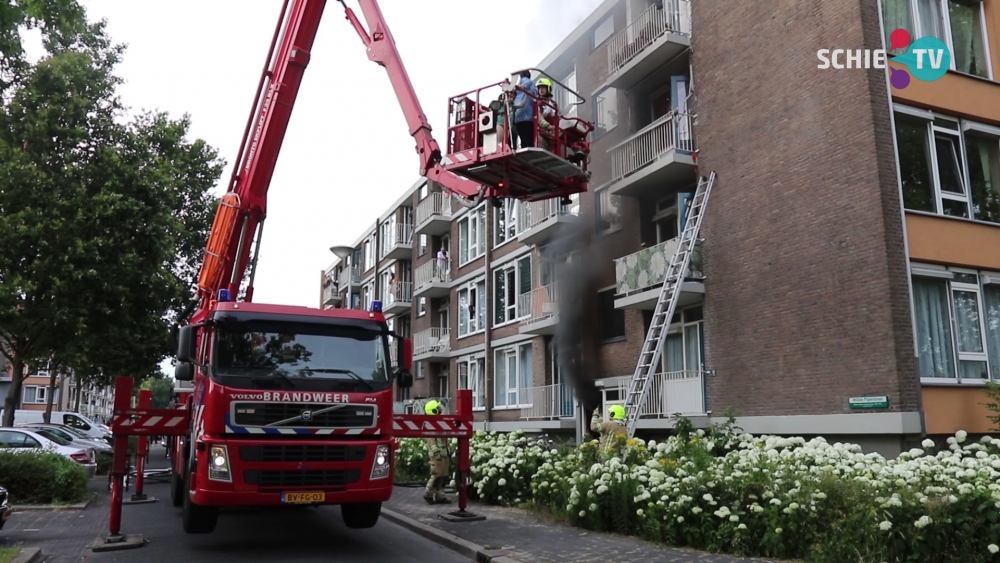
[0,427,97,478]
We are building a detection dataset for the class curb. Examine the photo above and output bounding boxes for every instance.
[11,547,41,563]
[381,508,523,563]
[13,498,92,511]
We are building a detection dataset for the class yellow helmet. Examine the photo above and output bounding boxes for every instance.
[608,404,626,420]
[536,77,553,89]
[424,400,442,416]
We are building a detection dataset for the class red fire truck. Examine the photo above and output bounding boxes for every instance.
[142,0,594,536]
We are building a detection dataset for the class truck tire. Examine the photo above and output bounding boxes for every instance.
[170,469,184,507]
[341,502,381,529]
[182,464,218,534]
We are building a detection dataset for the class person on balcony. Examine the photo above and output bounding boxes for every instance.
[436,246,449,281]
[512,71,538,149]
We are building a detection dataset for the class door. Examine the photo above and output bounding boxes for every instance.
[671,76,692,153]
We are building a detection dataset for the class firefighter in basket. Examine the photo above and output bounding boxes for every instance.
[423,400,452,505]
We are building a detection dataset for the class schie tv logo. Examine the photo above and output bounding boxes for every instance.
[816,28,951,90]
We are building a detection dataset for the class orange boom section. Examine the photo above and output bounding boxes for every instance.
[197,193,241,295]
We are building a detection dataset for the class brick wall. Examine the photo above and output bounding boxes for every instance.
[690,0,920,417]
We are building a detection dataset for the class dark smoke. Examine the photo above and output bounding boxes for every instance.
[547,219,610,427]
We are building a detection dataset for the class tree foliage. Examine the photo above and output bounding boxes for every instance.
[0,2,223,425]
[139,376,175,409]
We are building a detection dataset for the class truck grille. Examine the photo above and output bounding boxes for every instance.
[231,402,376,428]
[244,469,361,488]
[239,445,367,463]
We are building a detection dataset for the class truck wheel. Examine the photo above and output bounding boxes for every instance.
[182,465,217,534]
[341,502,381,529]
[170,469,184,507]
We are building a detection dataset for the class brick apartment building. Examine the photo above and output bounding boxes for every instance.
[320,0,1000,454]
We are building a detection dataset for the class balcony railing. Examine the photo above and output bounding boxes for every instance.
[518,283,558,325]
[322,283,340,304]
[609,370,705,417]
[414,259,451,289]
[515,198,579,234]
[520,383,575,420]
[607,0,691,75]
[415,192,452,225]
[615,236,703,296]
[609,111,695,182]
[379,223,414,258]
[338,265,361,288]
[386,281,413,305]
[413,327,451,357]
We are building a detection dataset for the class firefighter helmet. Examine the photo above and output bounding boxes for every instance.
[608,404,626,421]
[424,400,442,416]
[536,77,553,89]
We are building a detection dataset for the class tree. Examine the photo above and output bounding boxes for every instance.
[0,4,223,426]
[139,376,175,409]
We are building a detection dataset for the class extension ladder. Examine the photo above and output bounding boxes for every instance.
[623,172,716,438]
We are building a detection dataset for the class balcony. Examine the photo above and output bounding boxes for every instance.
[516,198,579,247]
[322,282,341,308]
[415,193,453,236]
[604,371,706,420]
[412,327,451,362]
[383,281,413,316]
[380,223,414,262]
[614,236,704,310]
[608,111,696,199]
[518,283,558,335]
[604,0,691,91]
[338,265,361,290]
[413,259,451,299]
[520,383,575,421]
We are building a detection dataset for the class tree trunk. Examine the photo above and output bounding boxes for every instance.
[74,380,82,412]
[44,369,58,423]
[2,350,26,427]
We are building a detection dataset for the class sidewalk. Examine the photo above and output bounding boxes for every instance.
[384,486,777,563]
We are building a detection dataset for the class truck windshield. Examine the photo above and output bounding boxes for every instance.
[213,321,390,385]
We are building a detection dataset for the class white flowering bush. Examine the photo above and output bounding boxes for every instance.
[392,437,457,483]
[437,417,1000,562]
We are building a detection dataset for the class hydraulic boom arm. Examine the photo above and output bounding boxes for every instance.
[338,0,493,203]
[194,0,327,320]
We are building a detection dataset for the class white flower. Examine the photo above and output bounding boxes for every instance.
[956,430,968,443]
[921,439,935,449]
[579,510,587,517]
[988,544,999,554]
[737,523,747,530]
[636,509,644,517]
[497,478,507,486]
[914,515,933,528]
[879,521,892,531]
[676,516,684,523]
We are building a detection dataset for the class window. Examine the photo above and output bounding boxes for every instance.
[457,278,487,337]
[494,256,532,326]
[0,431,41,449]
[596,188,621,233]
[558,68,577,118]
[417,296,427,317]
[598,288,626,341]
[494,343,533,408]
[594,87,618,138]
[893,110,1000,222]
[661,307,704,373]
[494,198,518,246]
[362,280,375,310]
[883,0,991,79]
[912,268,1000,380]
[593,15,614,49]
[363,235,376,270]
[419,182,428,200]
[23,385,47,404]
[437,368,449,398]
[457,355,486,409]
[419,234,428,256]
[458,205,487,265]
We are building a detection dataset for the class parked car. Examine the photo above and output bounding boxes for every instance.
[0,410,111,444]
[0,428,97,478]
[0,486,9,530]
[16,424,112,457]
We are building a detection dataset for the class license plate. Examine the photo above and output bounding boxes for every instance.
[281,492,325,504]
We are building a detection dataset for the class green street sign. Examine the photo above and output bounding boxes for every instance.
[849,395,890,409]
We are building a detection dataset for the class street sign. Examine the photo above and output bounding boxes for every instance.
[849,395,890,409]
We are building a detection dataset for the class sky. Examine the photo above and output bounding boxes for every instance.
[77,0,605,310]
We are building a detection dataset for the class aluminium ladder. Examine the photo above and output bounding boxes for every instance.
[623,171,717,439]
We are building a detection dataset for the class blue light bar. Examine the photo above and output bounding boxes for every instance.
[370,300,383,313]
[218,289,231,302]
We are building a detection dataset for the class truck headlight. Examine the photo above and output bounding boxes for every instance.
[208,445,232,482]
[370,445,390,480]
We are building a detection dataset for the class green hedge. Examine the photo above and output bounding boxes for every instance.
[0,451,89,504]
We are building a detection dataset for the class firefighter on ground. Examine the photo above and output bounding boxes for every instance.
[423,400,452,505]
[591,404,627,457]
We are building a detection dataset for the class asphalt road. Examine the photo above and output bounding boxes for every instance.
[1,454,467,562]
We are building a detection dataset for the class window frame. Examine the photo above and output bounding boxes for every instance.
[492,342,533,409]
[597,287,626,342]
[886,0,993,80]
[493,198,518,248]
[457,204,487,266]
[457,354,486,410]
[493,256,532,327]
[595,187,622,234]
[457,277,487,338]
[23,385,48,404]
[593,86,619,139]
[592,15,615,50]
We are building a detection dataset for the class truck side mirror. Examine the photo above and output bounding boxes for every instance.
[397,370,413,389]
[177,326,197,363]
[175,362,195,382]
